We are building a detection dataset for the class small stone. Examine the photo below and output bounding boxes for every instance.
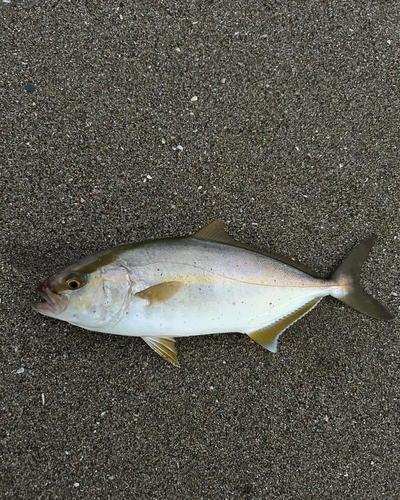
[191,96,198,102]
[16,367,25,374]
[25,82,35,93]
[74,483,80,488]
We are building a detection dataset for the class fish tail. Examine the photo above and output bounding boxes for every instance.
[330,236,394,320]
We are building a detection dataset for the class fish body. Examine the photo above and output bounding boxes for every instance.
[33,221,394,364]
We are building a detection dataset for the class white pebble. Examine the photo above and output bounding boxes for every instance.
[74,483,80,488]
[16,368,24,374]
[191,96,198,102]
[221,78,226,84]
[146,174,152,179]
[176,145,184,152]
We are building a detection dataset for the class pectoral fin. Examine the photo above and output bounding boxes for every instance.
[248,299,321,352]
[142,336,179,365]
[135,281,184,306]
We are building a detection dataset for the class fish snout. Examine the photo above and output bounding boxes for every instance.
[32,279,68,315]
[37,278,52,293]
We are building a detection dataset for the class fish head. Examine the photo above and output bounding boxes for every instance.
[32,252,132,329]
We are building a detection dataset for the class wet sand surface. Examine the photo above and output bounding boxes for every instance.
[1,1,399,498]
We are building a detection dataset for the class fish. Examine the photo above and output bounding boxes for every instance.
[32,221,394,365]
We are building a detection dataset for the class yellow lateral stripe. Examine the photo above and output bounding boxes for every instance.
[159,274,333,288]
[248,299,320,352]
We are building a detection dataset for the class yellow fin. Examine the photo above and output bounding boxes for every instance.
[193,221,321,278]
[193,220,238,246]
[142,336,179,365]
[248,299,321,352]
[135,281,184,306]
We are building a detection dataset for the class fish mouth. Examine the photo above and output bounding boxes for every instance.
[32,280,68,315]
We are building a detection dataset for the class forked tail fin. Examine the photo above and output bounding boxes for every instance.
[331,236,394,320]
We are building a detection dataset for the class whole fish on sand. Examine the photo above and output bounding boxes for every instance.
[32,221,394,365]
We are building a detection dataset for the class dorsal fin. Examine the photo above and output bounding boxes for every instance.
[248,299,321,352]
[142,336,179,365]
[193,221,321,278]
[193,220,238,246]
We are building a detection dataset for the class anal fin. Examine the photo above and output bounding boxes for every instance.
[248,299,321,353]
[142,336,179,366]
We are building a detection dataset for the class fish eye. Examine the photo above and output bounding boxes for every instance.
[65,277,83,290]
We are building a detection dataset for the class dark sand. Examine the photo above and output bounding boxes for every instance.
[1,1,399,498]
